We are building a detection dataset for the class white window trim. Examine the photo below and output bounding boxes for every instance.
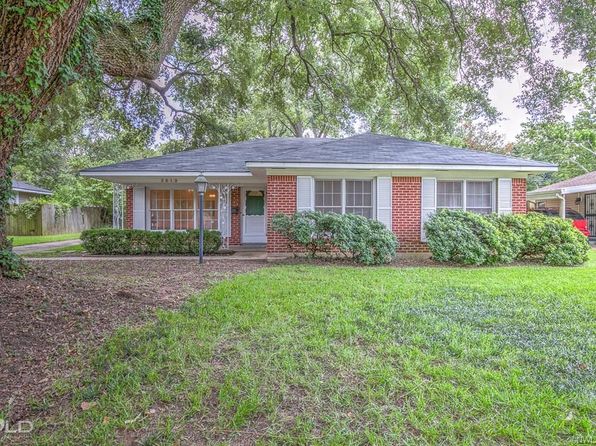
[436,179,496,213]
[146,186,221,232]
[314,178,375,218]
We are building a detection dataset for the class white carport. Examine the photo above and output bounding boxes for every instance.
[527,171,596,237]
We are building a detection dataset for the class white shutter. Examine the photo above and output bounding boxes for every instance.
[376,177,392,228]
[132,186,146,229]
[497,178,513,215]
[421,178,436,241]
[296,176,314,212]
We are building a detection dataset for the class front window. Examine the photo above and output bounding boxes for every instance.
[345,180,373,218]
[315,179,373,217]
[466,181,493,214]
[150,190,171,230]
[437,181,463,209]
[149,188,219,231]
[201,188,219,230]
[174,189,194,230]
[315,180,342,213]
[436,180,494,214]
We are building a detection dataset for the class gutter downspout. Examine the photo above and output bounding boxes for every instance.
[556,193,566,219]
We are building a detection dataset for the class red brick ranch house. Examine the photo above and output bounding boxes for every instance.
[80,133,557,254]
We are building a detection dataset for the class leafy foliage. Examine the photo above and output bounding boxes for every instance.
[12,84,155,209]
[0,247,27,279]
[271,211,398,265]
[424,210,511,266]
[515,111,596,188]
[425,210,590,266]
[0,165,26,278]
[509,212,591,266]
[81,228,221,255]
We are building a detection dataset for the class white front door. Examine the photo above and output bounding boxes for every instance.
[241,188,266,243]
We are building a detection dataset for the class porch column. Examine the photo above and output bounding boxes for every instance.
[559,194,566,218]
[217,184,236,249]
[112,183,124,229]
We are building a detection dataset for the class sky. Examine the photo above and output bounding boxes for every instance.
[488,45,585,142]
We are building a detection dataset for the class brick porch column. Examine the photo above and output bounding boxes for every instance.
[125,186,133,229]
[266,175,297,253]
[512,178,527,213]
[392,176,428,252]
[229,187,241,246]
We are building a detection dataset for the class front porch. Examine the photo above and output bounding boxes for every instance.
[113,182,268,249]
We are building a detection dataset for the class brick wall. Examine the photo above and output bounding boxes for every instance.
[392,176,427,252]
[512,178,527,214]
[125,186,133,229]
[266,175,297,253]
[229,187,241,246]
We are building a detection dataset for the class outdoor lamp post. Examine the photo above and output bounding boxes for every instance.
[194,174,209,264]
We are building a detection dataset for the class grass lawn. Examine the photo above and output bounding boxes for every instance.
[21,244,84,257]
[29,252,595,445]
[9,232,80,246]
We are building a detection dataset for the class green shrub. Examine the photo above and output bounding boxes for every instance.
[425,210,590,266]
[81,228,222,255]
[534,214,591,266]
[0,248,27,278]
[271,211,398,265]
[424,210,506,265]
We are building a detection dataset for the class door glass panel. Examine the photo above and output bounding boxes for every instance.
[245,191,264,215]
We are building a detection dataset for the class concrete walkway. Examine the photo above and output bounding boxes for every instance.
[14,239,81,255]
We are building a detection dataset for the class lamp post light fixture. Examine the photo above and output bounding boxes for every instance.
[194,174,209,264]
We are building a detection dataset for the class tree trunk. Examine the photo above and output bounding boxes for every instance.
[0,1,91,275]
[0,140,12,251]
[0,0,198,276]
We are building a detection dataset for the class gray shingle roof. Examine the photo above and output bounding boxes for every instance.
[12,180,52,195]
[81,133,556,174]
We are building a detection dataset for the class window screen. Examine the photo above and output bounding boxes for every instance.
[315,180,342,213]
[345,180,373,218]
[200,188,219,230]
[466,181,493,214]
[150,190,171,230]
[437,181,463,209]
[174,189,194,230]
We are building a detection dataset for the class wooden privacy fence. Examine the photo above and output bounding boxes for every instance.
[7,204,109,236]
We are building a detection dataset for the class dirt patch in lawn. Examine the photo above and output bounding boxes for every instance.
[0,258,266,423]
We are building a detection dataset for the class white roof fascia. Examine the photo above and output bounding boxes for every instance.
[245,161,557,172]
[80,171,253,177]
[561,184,596,194]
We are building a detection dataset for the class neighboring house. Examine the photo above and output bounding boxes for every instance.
[527,171,596,238]
[10,180,52,204]
[80,133,556,253]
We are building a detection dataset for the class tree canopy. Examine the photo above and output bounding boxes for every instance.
[1,0,595,275]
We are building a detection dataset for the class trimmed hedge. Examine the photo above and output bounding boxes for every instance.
[425,210,590,266]
[81,228,222,255]
[271,211,398,265]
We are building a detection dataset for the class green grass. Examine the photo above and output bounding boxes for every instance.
[31,252,596,445]
[9,232,80,246]
[22,244,84,258]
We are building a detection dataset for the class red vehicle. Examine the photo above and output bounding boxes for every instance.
[531,208,591,237]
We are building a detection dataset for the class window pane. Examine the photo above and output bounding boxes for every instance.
[315,180,342,213]
[198,188,218,230]
[346,180,373,218]
[150,190,171,230]
[437,181,463,209]
[466,181,492,214]
[174,189,194,230]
